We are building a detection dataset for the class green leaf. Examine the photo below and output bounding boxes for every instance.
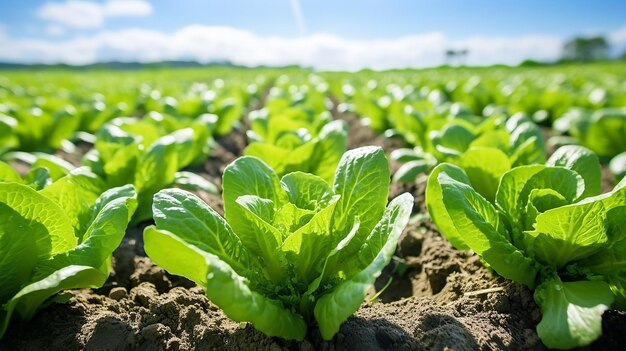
[509,121,546,165]
[132,134,181,222]
[135,134,181,193]
[143,227,307,340]
[24,167,51,190]
[576,206,626,308]
[152,189,251,275]
[280,172,334,211]
[509,136,545,167]
[0,161,24,183]
[313,193,412,340]
[305,221,360,297]
[392,160,432,183]
[173,171,218,194]
[526,201,609,268]
[236,195,275,223]
[547,145,601,199]
[33,185,137,280]
[235,195,286,282]
[358,192,414,267]
[282,196,340,285]
[167,128,197,168]
[94,124,139,186]
[0,203,39,302]
[273,202,315,235]
[30,154,75,181]
[436,124,475,153]
[534,279,613,349]
[331,146,389,255]
[426,163,471,250]
[310,120,348,183]
[458,147,511,202]
[527,179,626,268]
[438,171,539,287]
[469,130,510,151]
[496,166,582,229]
[39,168,104,238]
[243,143,292,175]
[583,109,626,158]
[523,188,569,231]
[0,265,107,338]
[389,148,421,162]
[223,156,288,255]
[0,183,76,260]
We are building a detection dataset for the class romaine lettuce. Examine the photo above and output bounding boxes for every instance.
[427,145,626,349]
[144,146,413,340]
[0,176,137,338]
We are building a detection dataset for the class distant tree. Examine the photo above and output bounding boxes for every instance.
[562,36,610,62]
[445,48,468,65]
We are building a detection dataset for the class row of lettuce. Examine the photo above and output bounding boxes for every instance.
[326,66,626,349]
[0,70,264,337]
[0,65,625,349]
[0,71,412,343]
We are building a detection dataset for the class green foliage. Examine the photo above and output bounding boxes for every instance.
[244,83,347,183]
[392,113,546,199]
[83,115,217,223]
[244,118,348,184]
[144,146,413,340]
[554,107,626,158]
[0,177,137,338]
[427,145,625,349]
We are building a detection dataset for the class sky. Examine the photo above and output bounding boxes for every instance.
[1,0,625,70]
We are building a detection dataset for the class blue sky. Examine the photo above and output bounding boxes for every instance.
[1,0,625,69]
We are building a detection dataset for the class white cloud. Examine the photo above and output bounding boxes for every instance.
[37,0,152,29]
[610,25,626,45]
[45,24,66,36]
[6,24,626,70]
[37,1,104,28]
[104,0,153,17]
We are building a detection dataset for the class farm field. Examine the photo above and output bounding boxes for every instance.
[1,62,626,351]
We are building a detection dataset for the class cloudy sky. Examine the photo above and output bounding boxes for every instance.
[1,0,625,70]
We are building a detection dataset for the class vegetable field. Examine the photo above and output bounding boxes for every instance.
[1,62,626,350]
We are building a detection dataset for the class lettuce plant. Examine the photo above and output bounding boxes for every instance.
[143,146,413,340]
[0,113,18,156]
[0,174,137,338]
[426,145,625,349]
[5,105,80,153]
[244,119,347,184]
[0,153,77,188]
[393,113,545,202]
[83,115,217,223]
[553,107,626,158]
[0,160,54,190]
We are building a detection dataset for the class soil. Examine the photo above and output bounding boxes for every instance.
[3,215,624,351]
[0,220,546,351]
[2,96,626,351]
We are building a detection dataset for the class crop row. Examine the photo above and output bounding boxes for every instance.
[1,63,625,349]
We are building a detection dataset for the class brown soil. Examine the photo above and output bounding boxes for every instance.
[601,165,617,193]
